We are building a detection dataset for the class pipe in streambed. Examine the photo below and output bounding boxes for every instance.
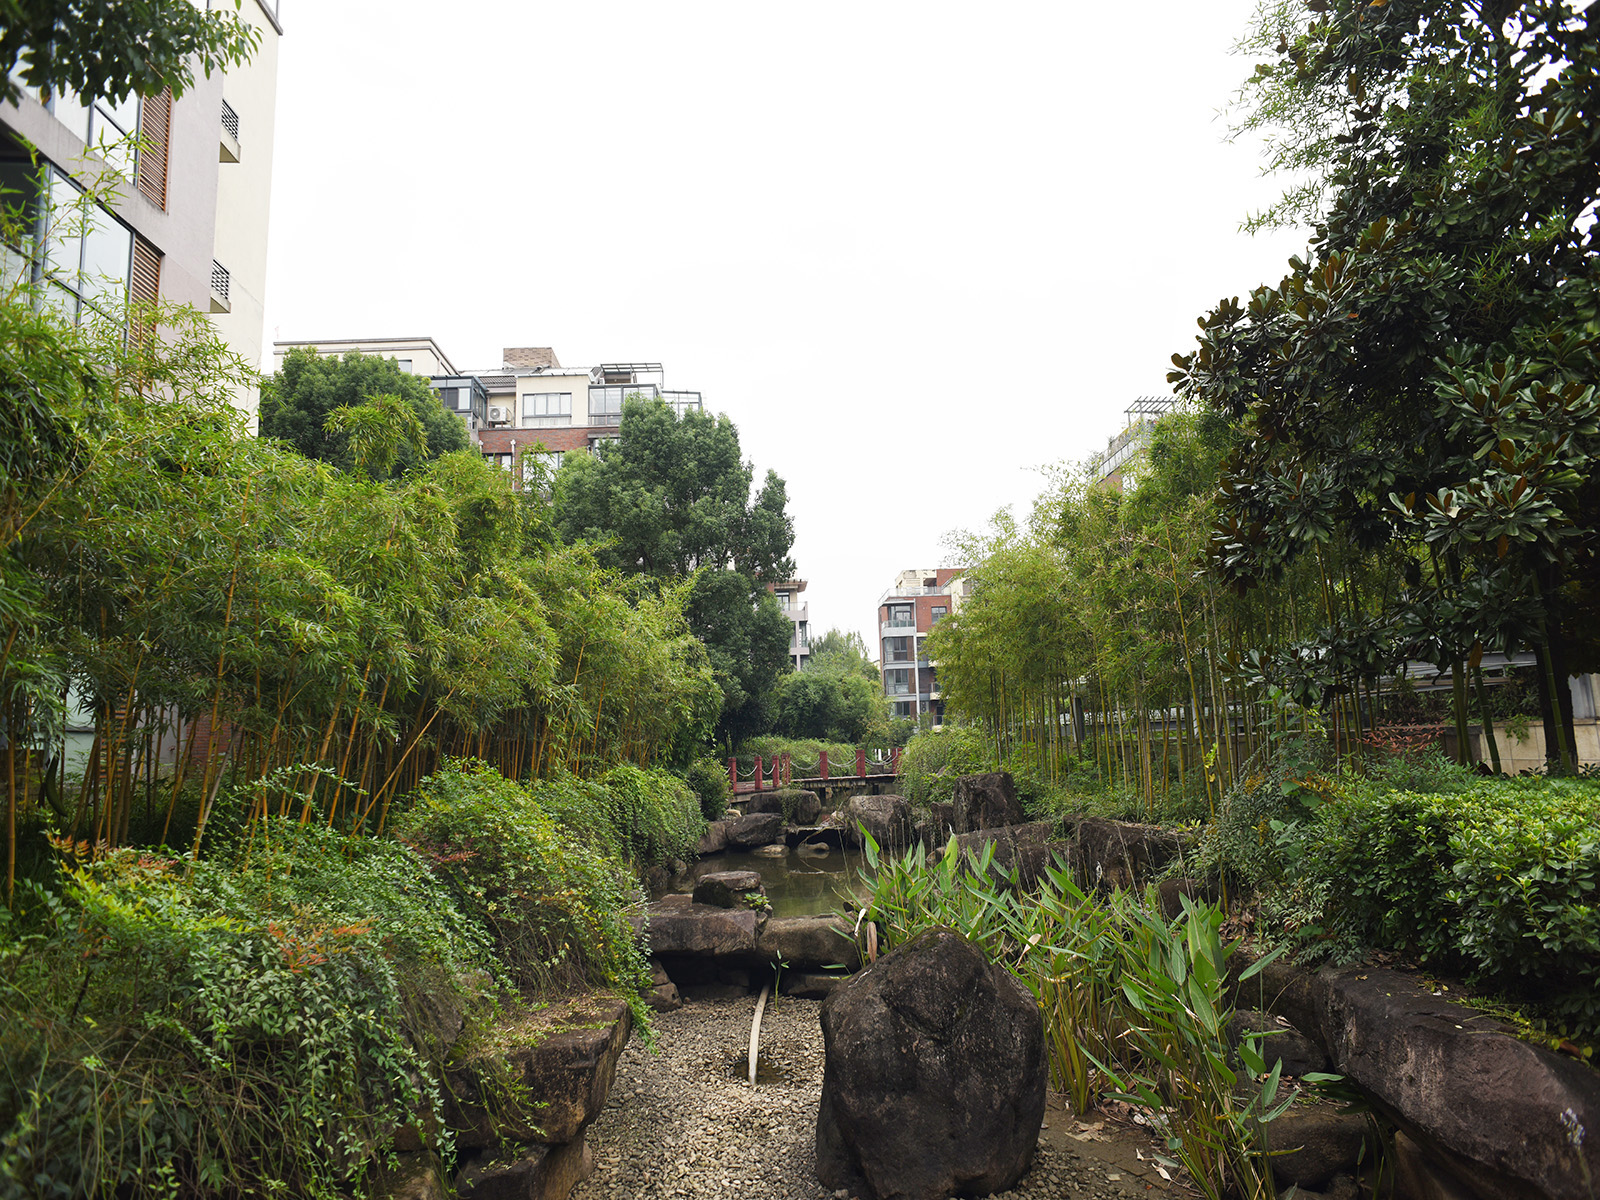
[748,984,770,1085]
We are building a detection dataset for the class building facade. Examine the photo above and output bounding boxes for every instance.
[270,339,706,479]
[877,568,968,723]
[1,1,283,426]
[769,580,811,669]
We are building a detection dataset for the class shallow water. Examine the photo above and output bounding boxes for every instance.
[668,845,874,918]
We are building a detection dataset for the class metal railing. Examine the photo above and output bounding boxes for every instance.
[210,261,230,302]
[220,99,240,142]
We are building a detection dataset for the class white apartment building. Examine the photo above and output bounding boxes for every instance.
[1,1,283,427]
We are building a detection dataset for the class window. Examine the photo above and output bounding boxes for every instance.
[396,359,413,373]
[931,605,948,623]
[885,668,912,695]
[453,387,473,411]
[884,636,912,663]
[522,392,572,425]
[893,700,916,718]
[886,605,914,629]
[775,591,791,610]
[0,157,133,322]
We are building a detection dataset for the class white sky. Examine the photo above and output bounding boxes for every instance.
[261,1,1310,653]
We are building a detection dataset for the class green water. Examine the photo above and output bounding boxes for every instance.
[673,845,874,918]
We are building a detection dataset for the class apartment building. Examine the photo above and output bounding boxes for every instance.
[877,568,968,722]
[769,580,811,669]
[1095,395,1176,491]
[1,1,283,427]
[270,339,706,479]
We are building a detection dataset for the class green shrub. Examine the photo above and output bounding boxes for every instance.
[683,759,730,821]
[0,821,485,1198]
[397,761,652,1006]
[525,765,704,866]
[1319,775,1600,1039]
[899,725,992,806]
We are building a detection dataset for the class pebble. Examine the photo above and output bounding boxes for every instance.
[572,996,1163,1200]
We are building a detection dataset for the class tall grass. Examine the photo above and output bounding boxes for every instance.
[854,834,1314,1200]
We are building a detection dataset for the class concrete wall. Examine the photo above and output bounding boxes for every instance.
[1452,719,1600,774]
[209,0,282,430]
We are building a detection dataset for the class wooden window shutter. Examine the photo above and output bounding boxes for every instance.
[128,235,161,342]
[136,88,171,210]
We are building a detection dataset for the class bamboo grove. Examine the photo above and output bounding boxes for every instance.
[926,408,1564,817]
[0,299,722,903]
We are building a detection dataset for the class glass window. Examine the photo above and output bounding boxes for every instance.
[886,669,912,695]
[455,388,473,411]
[887,605,914,628]
[396,359,413,373]
[884,636,911,662]
[79,206,132,310]
[931,605,948,623]
[88,95,137,177]
[43,172,82,284]
[522,392,572,417]
[48,87,91,142]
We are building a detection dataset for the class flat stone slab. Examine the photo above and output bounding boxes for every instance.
[636,901,760,958]
[756,914,861,971]
[786,824,846,848]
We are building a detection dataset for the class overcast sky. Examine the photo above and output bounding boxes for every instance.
[260,1,1311,652]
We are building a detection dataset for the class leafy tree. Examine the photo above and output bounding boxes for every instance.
[772,669,883,743]
[807,628,880,681]
[0,0,259,107]
[260,348,467,477]
[1175,0,1600,768]
[553,397,797,747]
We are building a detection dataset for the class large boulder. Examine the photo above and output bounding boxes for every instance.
[845,794,913,853]
[1313,966,1600,1199]
[815,927,1047,1200]
[1226,1009,1328,1079]
[691,870,765,910]
[745,788,823,825]
[1072,816,1191,891]
[453,1137,593,1200]
[952,772,1024,833]
[722,811,785,848]
[694,819,730,856]
[939,820,1063,890]
[447,996,631,1149]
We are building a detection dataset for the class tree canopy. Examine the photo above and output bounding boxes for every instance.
[771,628,885,743]
[552,397,797,747]
[1173,0,1599,768]
[0,0,259,107]
[260,348,468,477]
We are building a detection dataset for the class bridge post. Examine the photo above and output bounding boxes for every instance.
[891,746,901,775]
[727,757,736,790]
[856,748,866,778]
[820,750,829,780]
[754,755,763,792]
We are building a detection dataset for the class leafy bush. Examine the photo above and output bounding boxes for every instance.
[683,759,730,821]
[898,725,992,806]
[396,760,652,1006]
[1318,775,1600,1039]
[0,822,486,1198]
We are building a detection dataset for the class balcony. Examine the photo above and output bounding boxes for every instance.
[663,390,702,416]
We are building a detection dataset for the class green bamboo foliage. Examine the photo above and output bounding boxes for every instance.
[1,303,721,882]
[927,412,1399,814]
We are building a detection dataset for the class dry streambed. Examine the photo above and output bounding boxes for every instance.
[571,995,1182,1200]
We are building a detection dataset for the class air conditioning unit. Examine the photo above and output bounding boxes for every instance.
[487,406,510,424]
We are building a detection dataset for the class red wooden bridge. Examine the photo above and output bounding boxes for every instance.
[730,749,900,795]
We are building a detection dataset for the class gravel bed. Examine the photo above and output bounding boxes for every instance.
[572,994,1170,1200]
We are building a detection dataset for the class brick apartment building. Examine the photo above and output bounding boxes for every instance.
[877,568,968,722]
